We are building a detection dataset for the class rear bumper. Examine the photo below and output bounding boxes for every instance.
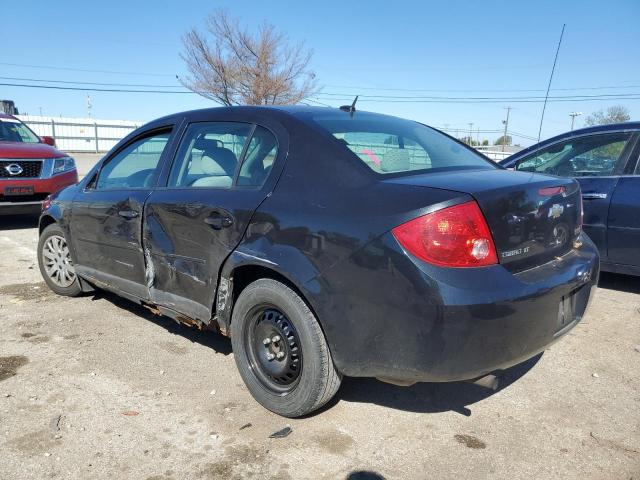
[0,170,77,216]
[316,232,599,383]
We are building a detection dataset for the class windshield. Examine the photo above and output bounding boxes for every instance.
[307,111,495,175]
[0,117,40,143]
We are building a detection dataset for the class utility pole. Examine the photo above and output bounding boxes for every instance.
[468,123,474,146]
[502,107,511,152]
[86,94,92,118]
[569,111,583,130]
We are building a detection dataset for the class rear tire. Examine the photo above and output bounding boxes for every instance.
[38,223,82,297]
[231,278,341,417]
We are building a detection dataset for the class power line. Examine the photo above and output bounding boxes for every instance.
[311,95,640,104]
[2,73,640,98]
[0,76,181,88]
[323,84,640,93]
[0,82,191,94]
[315,92,640,101]
[2,81,639,104]
[0,62,175,77]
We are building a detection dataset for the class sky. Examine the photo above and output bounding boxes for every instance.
[1,0,639,146]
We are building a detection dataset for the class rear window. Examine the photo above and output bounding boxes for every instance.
[309,112,495,174]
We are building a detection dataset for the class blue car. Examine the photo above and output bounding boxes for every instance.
[501,122,640,277]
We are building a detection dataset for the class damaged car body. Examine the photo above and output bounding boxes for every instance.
[38,106,599,417]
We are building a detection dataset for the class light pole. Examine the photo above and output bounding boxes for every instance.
[468,123,474,146]
[569,112,582,130]
[502,107,512,152]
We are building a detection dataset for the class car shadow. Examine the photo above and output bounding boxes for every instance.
[347,472,386,480]
[598,271,640,294]
[0,214,40,230]
[330,353,542,416]
[87,288,541,415]
[89,290,232,355]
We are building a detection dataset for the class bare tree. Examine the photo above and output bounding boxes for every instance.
[584,105,631,126]
[180,10,318,106]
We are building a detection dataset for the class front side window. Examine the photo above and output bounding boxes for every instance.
[168,122,253,188]
[516,132,634,177]
[0,117,40,143]
[96,131,170,190]
[307,112,493,175]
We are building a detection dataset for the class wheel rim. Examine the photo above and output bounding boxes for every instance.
[245,306,302,394]
[42,234,76,288]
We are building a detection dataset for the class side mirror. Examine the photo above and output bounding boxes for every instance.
[41,136,56,146]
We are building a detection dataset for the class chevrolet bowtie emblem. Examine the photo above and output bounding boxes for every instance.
[548,203,564,219]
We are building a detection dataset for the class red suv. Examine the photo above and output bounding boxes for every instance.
[0,113,78,215]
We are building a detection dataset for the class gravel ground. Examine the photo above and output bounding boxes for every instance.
[0,215,639,479]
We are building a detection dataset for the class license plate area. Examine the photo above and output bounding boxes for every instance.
[4,186,34,196]
[555,287,581,336]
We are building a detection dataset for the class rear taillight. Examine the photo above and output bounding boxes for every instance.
[392,201,498,268]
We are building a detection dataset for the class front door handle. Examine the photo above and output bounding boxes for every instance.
[582,193,607,200]
[204,212,234,230]
[118,209,139,219]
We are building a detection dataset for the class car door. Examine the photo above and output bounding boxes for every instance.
[607,136,640,269]
[143,119,284,321]
[71,126,176,299]
[515,131,637,261]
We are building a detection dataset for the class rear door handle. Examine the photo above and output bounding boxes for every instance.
[204,212,234,230]
[118,210,139,219]
[582,193,607,200]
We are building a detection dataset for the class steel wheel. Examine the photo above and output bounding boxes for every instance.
[41,234,76,288]
[245,306,303,394]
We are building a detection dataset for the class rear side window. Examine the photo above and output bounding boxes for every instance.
[168,122,253,188]
[309,112,494,174]
[516,132,634,177]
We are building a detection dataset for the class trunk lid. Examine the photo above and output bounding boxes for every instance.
[386,168,582,272]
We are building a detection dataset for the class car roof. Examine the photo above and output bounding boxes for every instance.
[0,112,18,120]
[144,105,405,128]
[501,121,640,165]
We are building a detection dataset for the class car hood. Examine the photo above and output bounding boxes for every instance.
[0,141,66,159]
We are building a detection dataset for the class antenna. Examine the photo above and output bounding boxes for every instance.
[339,95,359,116]
[537,24,566,143]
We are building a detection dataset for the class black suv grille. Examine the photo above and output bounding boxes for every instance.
[0,160,43,178]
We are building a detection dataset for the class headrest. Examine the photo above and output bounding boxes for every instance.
[194,146,237,176]
[193,137,222,151]
[381,149,410,172]
[200,155,227,175]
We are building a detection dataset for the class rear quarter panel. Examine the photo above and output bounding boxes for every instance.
[229,119,468,374]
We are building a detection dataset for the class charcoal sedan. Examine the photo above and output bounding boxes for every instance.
[38,106,598,417]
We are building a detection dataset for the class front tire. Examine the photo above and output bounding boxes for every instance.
[231,279,341,417]
[38,223,82,297]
